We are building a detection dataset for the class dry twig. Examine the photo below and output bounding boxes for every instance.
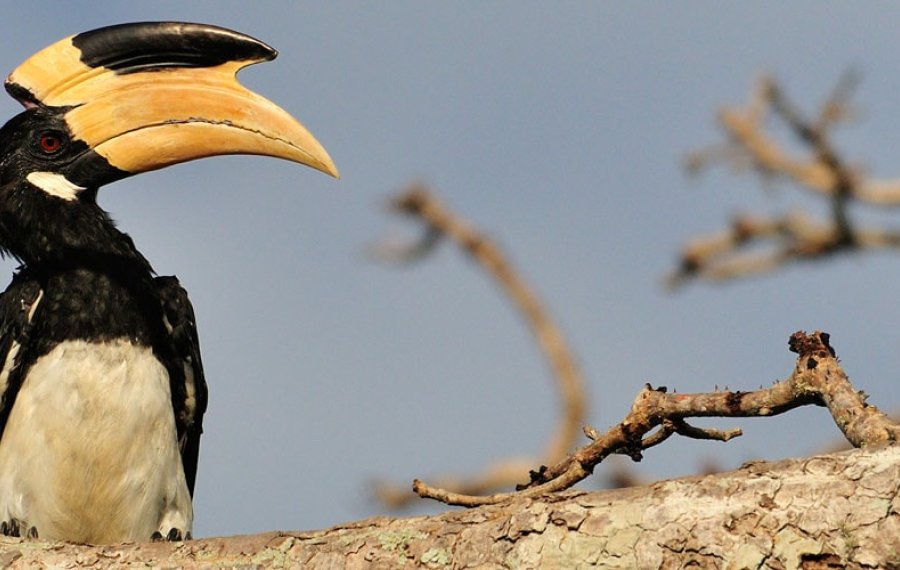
[414,331,900,507]
[371,183,587,508]
[671,72,900,287]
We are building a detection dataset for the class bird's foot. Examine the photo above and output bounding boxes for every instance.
[0,519,37,539]
[151,528,191,541]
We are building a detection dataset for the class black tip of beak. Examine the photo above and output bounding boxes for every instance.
[71,21,277,75]
[4,82,39,108]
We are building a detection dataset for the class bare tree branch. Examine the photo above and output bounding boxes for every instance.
[672,73,900,286]
[371,183,587,507]
[414,331,900,507]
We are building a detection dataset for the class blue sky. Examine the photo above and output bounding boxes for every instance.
[1,3,899,537]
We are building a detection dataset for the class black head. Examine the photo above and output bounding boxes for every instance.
[0,106,132,265]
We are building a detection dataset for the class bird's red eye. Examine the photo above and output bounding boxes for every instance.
[38,133,63,154]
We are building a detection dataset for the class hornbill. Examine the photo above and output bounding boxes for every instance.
[0,22,337,543]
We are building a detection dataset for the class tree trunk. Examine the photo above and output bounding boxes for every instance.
[2,445,898,569]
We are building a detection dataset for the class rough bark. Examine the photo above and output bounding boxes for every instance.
[2,445,898,569]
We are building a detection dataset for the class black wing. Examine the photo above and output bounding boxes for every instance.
[0,273,42,441]
[155,276,208,497]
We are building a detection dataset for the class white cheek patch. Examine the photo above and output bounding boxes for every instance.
[26,172,85,201]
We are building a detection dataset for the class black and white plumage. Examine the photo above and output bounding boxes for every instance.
[0,22,337,543]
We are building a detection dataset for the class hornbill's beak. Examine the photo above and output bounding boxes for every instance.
[5,22,338,181]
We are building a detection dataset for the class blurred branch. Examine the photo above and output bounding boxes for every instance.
[371,183,587,508]
[672,72,900,287]
[414,331,900,507]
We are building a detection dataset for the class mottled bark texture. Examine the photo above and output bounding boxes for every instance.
[2,445,898,568]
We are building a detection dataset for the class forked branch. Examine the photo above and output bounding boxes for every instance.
[414,331,900,507]
[671,72,900,287]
